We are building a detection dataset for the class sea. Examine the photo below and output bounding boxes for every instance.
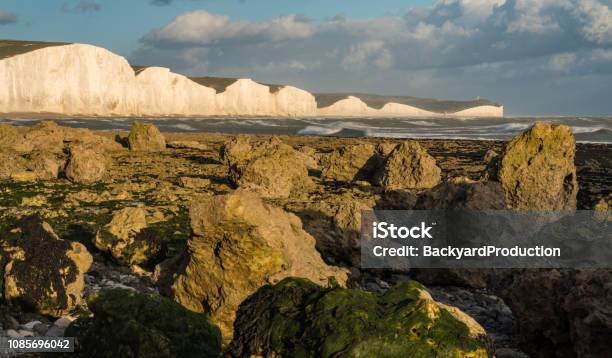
[1,116,611,144]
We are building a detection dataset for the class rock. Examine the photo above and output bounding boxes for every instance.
[297,145,319,170]
[416,181,505,210]
[18,329,34,337]
[320,143,380,182]
[26,150,64,180]
[228,278,492,357]
[0,216,93,316]
[178,177,211,189]
[10,171,38,182]
[65,146,107,184]
[297,193,375,266]
[53,317,73,329]
[6,329,21,338]
[20,121,66,153]
[498,122,578,210]
[127,121,166,152]
[95,207,161,266]
[33,323,49,335]
[167,190,348,340]
[45,325,65,337]
[375,140,441,190]
[65,289,222,357]
[219,135,252,165]
[167,140,208,150]
[21,321,42,330]
[0,150,27,179]
[494,269,612,358]
[228,138,313,198]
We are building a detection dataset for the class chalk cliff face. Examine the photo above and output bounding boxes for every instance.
[0,42,503,118]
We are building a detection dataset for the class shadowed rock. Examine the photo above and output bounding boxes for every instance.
[128,121,166,152]
[65,289,222,357]
[228,278,492,358]
[498,122,578,210]
[0,216,92,316]
[166,190,348,340]
[376,140,441,190]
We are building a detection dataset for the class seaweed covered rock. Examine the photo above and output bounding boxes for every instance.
[168,190,348,339]
[65,289,222,358]
[127,121,166,152]
[227,138,313,198]
[320,143,381,182]
[0,216,92,316]
[65,146,107,184]
[95,207,161,266]
[0,150,28,180]
[498,122,578,210]
[494,269,612,358]
[228,278,492,358]
[376,140,441,190]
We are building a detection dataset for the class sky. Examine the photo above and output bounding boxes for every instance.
[1,0,612,116]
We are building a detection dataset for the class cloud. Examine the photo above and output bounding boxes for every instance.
[132,0,612,114]
[62,0,101,13]
[0,10,18,25]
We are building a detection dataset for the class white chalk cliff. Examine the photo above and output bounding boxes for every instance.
[0,42,502,118]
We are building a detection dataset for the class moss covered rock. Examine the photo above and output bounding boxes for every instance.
[128,121,166,152]
[498,122,578,210]
[375,140,441,190]
[228,278,492,358]
[0,216,92,316]
[167,190,348,340]
[65,289,222,358]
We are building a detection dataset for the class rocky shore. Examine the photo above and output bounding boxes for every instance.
[0,120,610,357]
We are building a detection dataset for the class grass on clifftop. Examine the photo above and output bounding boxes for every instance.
[0,39,70,60]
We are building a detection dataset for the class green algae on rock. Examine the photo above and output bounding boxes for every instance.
[65,289,222,358]
[228,278,492,358]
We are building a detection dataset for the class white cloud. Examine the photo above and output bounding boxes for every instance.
[548,52,577,71]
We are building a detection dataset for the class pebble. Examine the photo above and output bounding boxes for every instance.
[45,326,65,337]
[33,323,49,336]
[18,330,34,337]
[21,321,42,330]
[6,329,21,338]
[53,317,73,329]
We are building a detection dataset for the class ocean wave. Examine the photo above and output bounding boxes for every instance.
[571,126,611,134]
[167,123,198,131]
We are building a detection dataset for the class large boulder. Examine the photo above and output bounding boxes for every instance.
[295,192,375,266]
[0,216,92,316]
[128,121,166,152]
[498,122,578,210]
[0,150,28,180]
[95,207,161,266]
[25,150,64,180]
[320,143,381,182]
[494,269,612,358]
[167,190,348,340]
[375,140,441,190]
[228,278,492,357]
[227,138,313,198]
[65,289,222,358]
[65,146,107,184]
